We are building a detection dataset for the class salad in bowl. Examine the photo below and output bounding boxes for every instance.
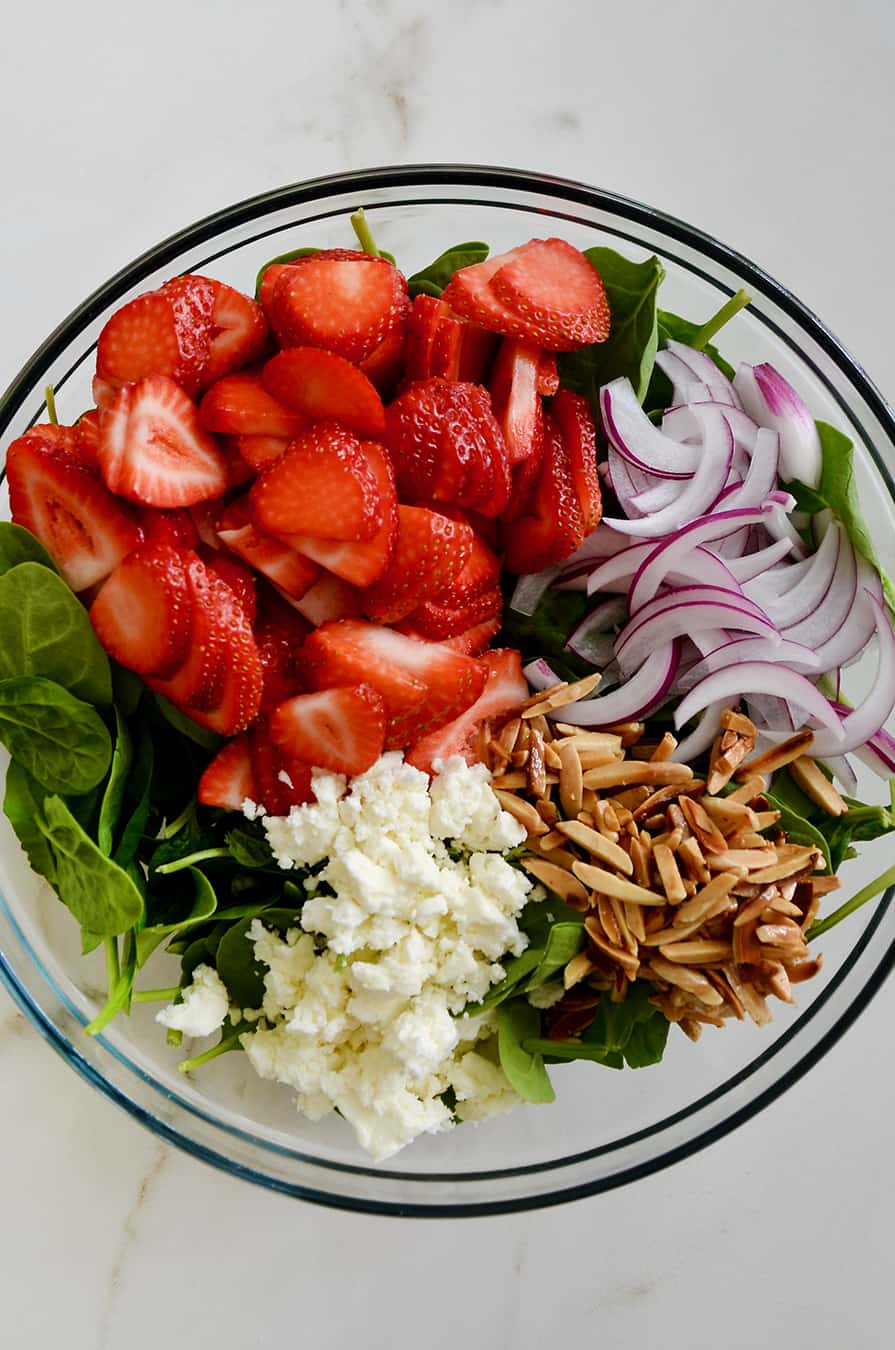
[1,170,893,1192]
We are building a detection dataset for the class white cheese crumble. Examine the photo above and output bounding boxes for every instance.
[232,754,538,1160]
[156,963,229,1039]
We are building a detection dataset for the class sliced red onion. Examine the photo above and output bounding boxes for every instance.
[666,340,744,408]
[820,755,859,795]
[675,635,821,691]
[746,520,839,622]
[629,476,693,515]
[603,408,734,537]
[601,379,700,478]
[564,598,627,665]
[688,629,730,658]
[510,566,560,616]
[747,694,797,733]
[851,724,895,777]
[523,658,566,692]
[558,522,638,572]
[627,506,777,610]
[721,428,780,512]
[806,595,895,756]
[588,542,742,601]
[733,362,822,488]
[782,530,856,647]
[616,596,779,676]
[654,350,715,408]
[673,699,729,762]
[546,644,681,726]
[673,662,845,740]
[725,537,795,582]
[663,402,759,455]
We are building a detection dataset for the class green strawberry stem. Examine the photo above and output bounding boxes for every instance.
[104,936,119,989]
[45,384,58,425]
[86,933,136,1036]
[691,289,751,350]
[161,800,196,839]
[807,862,895,939]
[350,208,380,257]
[156,847,230,874]
[132,986,181,1004]
[178,1022,247,1074]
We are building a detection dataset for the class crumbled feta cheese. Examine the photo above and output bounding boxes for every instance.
[528,981,566,1010]
[237,753,540,1159]
[156,964,229,1039]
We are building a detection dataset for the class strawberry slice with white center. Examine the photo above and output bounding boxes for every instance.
[250,421,383,542]
[198,733,257,810]
[261,347,386,440]
[233,434,291,471]
[551,388,602,531]
[198,372,306,438]
[98,374,229,507]
[270,684,386,776]
[250,723,314,815]
[395,615,501,657]
[303,620,428,717]
[217,498,320,600]
[405,649,528,774]
[90,543,194,678]
[489,337,544,464]
[201,281,269,384]
[284,571,362,624]
[268,250,407,363]
[360,505,474,623]
[7,433,141,591]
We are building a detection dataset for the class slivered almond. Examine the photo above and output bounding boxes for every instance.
[756,921,805,947]
[577,747,625,769]
[558,740,583,818]
[600,801,622,833]
[522,672,601,717]
[543,743,563,771]
[521,681,567,711]
[659,939,733,964]
[556,820,634,875]
[553,731,622,750]
[528,713,551,740]
[720,709,757,737]
[487,738,511,770]
[493,790,547,835]
[629,837,652,888]
[537,829,566,851]
[640,918,706,946]
[752,810,782,830]
[706,848,777,872]
[564,951,597,990]
[724,830,770,851]
[647,957,725,1004]
[649,732,678,762]
[724,775,768,804]
[653,844,687,903]
[677,836,710,884]
[651,826,684,851]
[785,954,824,984]
[528,840,579,870]
[631,780,704,820]
[582,761,693,790]
[585,920,640,978]
[611,897,637,955]
[535,798,559,825]
[510,750,528,768]
[576,810,595,827]
[521,858,590,906]
[735,730,815,777]
[678,796,728,852]
[493,771,528,789]
[572,861,667,905]
[788,755,847,816]
[807,875,841,896]
[498,718,522,754]
[749,847,821,884]
[594,895,622,946]
[527,726,548,798]
[707,737,755,793]
[700,797,758,833]
[624,902,646,943]
[605,720,645,747]
[674,871,740,924]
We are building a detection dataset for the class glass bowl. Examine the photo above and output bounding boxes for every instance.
[1,165,893,1217]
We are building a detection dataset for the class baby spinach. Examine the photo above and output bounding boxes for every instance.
[112,727,154,871]
[85,932,137,1036]
[0,676,112,795]
[111,664,144,717]
[0,523,59,577]
[224,827,276,869]
[808,860,895,940]
[521,923,585,993]
[764,770,834,872]
[496,1001,555,1103]
[524,981,668,1070]
[406,241,489,299]
[764,768,895,876]
[558,248,665,404]
[0,562,112,706]
[38,794,144,936]
[500,587,591,669]
[153,693,222,752]
[136,867,218,966]
[3,760,56,885]
[215,906,303,1008]
[97,708,132,856]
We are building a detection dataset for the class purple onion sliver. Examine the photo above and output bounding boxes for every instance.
[545,643,680,726]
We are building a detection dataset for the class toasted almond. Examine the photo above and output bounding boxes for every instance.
[576,810,595,827]
[724,774,768,805]
[752,810,782,830]
[756,921,804,947]
[553,729,622,749]
[707,737,755,794]
[577,747,625,770]
[700,797,758,833]
[735,730,815,778]
[523,672,602,717]
[706,848,777,871]
[653,844,688,904]
[788,755,847,816]
[521,858,590,906]
[679,1017,704,1041]
[658,939,733,964]
[510,750,528,769]
[492,771,528,790]
[527,726,548,798]
[585,919,640,978]
[528,839,579,870]
[674,871,740,924]
[678,796,729,853]
[600,801,622,833]
[629,837,652,889]
[494,790,548,835]
[785,954,824,984]
[528,712,551,740]
[537,829,567,851]
[647,957,725,1005]
[557,740,584,819]
[593,895,622,947]
[605,720,645,747]
[723,829,771,851]
[556,820,635,875]
[487,737,511,771]
[582,761,694,790]
[535,798,559,826]
[498,718,522,754]
[677,836,710,884]
[521,681,567,711]
[563,951,597,990]
[651,826,684,852]
[543,743,563,771]
[572,861,667,905]
[720,709,757,737]
[640,917,705,947]
[649,732,678,762]
[749,847,821,884]
[624,902,646,943]
[610,787,651,812]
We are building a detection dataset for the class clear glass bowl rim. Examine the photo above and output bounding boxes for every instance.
[0,162,892,1218]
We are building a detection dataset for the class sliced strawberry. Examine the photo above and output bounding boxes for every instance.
[90,543,193,678]
[234,434,291,472]
[15,423,80,456]
[201,282,269,383]
[74,411,101,470]
[361,506,474,623]
[405,649,528,773]
[189,499,224,550]
[381,648,487,749]
[250,422,382,542]
[404,296,497,384]
[384,378,509,515]
[502,431,548,523]
[250,723,314,815]
[269,250,407,362]
[137,506,200,551]
[217,498,320,600]
[254,585,311,712]
[537,351,560,395]
[148,553,263,734]
[358,291,411,396]
[450,533,501,604]
[442,240,610,351]
[501,413,585,574]
[270,684,386,776]
[198,544,256,621]
[261,348,386,440]
[395,614,501,657]
[98,374,229,507]
[198,733,256,810]
[286,571,362,625]
[403,294,442,382]
[303,620,428,717]
[199,372,306,438]
[95,287,211,402]
[406,586,502,639]
[489,338,544,464]
[258,261,300,316]
[457,323,499,382]
[7,435,141,591]
[551,388,602,531]
[217,436,256,490]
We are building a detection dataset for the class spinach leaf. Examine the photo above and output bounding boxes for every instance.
[0,563,112,706]
[215,906,303,1007]
[808,860,895,939]
[462,948,543,1017]
[148,815,217,874]
[225,826,275,869]
[97,707,132,855]
[496,1001,555,1103]
[112,727,154,871]
[0,523,59,577]
[406,242,489,299]
[85,932,137,1036]
[558,248,664,404]
[524,981,668,1070]
[500,587,591,668]
[764,769,833,872]
[785,422,895,611]
[39,794,144,935]
[522,922,585,992]
[112,664,144,717]
[0,676,112,794]
[136,868,218,966]
[254,246,320,297]
[177,1014,253,1074]
[3,759,56,884]
[825,795,895,873]
[153,693,223,752]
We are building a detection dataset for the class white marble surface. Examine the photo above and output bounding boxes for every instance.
[1,0,894,1345]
